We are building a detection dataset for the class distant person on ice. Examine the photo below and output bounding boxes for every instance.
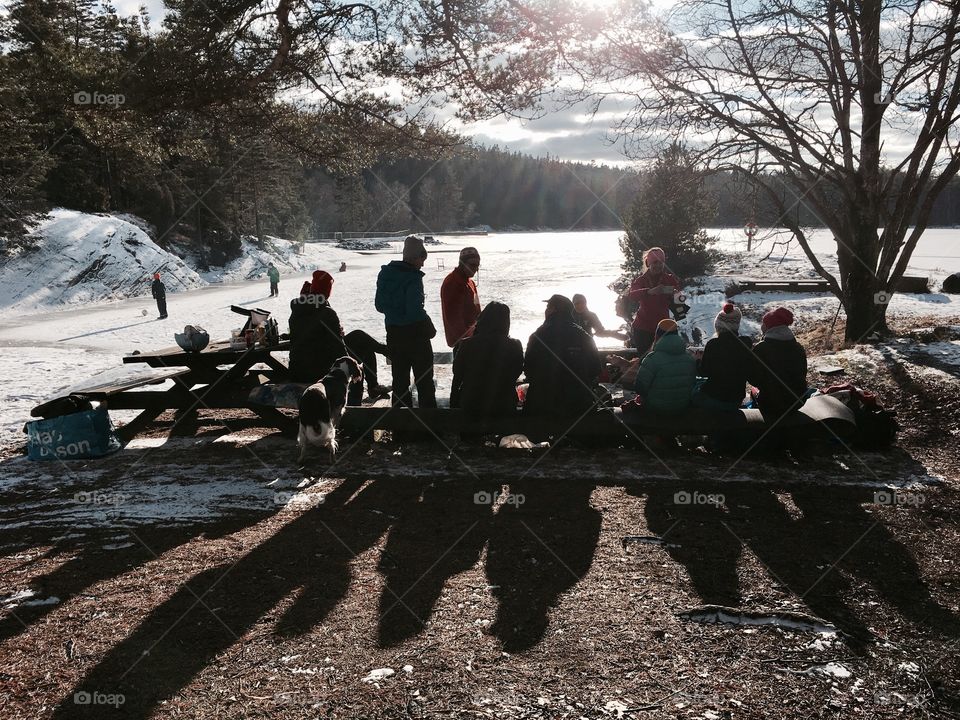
[375,236,437,408]
[267,263,280,297]
[440,246,481,350]
[151,272,167,319]
[339,261,347,272]
[748,307,809,423]
[623,247,681,355]
[523,294,601,417]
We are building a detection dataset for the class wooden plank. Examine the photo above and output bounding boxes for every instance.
[124,340,291,366]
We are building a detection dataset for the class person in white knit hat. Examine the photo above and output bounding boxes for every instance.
[692,302,754,411]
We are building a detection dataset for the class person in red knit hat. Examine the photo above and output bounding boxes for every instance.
[288,269,391,402]
[747,306,809,423]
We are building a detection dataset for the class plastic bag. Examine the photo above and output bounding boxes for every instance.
[25,404,122,461]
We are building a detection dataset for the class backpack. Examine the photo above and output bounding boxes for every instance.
[821,383,898,450]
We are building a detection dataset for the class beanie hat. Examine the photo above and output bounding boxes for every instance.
[403,235,427,264]
[310,270,333,297]
[643,247,666,268]
[153,273,161,279]
[715,302,742,335]
[459,246,480,263]
[655,317,678,339]
[761,306,794,332]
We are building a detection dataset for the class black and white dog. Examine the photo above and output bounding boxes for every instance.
[297,356,363,464]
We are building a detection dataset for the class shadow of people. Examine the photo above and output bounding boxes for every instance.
[790,486,960,638]
[52,476,426,719]
[485,480,601,653]
[376,477,493,647]
[639,483,742,607]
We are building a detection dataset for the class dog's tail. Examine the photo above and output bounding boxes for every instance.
[303,422,337,453]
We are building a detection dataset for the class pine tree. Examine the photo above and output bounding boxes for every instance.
[621,143,718,279]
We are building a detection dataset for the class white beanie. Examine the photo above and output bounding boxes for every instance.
[715,302,742,335]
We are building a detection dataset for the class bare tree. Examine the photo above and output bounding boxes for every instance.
[588,0,960,341]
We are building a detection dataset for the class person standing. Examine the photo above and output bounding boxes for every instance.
[267,263,280,297]
[151,272,167,319]
[375,236,437,408]
[523,294,602,417]
[440,246,482,349]
[623,247,681,355]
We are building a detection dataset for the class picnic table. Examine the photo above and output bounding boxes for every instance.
[32,339,294,442]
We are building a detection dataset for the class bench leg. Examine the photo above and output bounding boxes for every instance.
[116,408,164,444]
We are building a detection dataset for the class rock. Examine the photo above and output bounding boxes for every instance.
[362,668,395,683]
[942,272,960,293]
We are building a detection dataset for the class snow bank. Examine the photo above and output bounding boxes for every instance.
[0,209,204,312]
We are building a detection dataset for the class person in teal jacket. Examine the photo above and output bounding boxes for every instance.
[375,236,437,407]
[633,318,696,413]
[267,263,280,297]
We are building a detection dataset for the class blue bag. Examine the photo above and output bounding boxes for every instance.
[25,405,122,461]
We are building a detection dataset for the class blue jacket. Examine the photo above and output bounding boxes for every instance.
[634,332,696,413]
[375,261,430,327]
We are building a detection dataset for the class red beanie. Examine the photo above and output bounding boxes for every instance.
[310,270,333,297]
[761,307,794,331]
[153,273,160,279]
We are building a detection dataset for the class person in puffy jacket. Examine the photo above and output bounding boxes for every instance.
[267,263,280,297]
[451,301,523,417]
[633,318,696,413]
[623,247,681,355]
[375,236,437,407]
[524,294,602,417]
[748,307,808,423]
[693,302,754,411]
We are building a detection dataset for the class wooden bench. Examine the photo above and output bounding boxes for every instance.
[31,367,191,418]
[726,279,831,296]
[337,394,855,441]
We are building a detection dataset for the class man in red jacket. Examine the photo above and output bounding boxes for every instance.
[624,247,681,355]
[440,246,482,348]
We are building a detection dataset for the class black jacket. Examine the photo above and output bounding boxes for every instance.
[287,297,346,384]
[698,333,754,404]
[151,278,165,299]
[452,334,523,417]
[524,314,602,416]
[749,337,808,420]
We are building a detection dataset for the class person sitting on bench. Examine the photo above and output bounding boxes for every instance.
[450,301,523,417]
[289,270,390,403]
[692,302,754,411]
[633,318,696,413]
[524,294,602,416]
[748,307,808,423]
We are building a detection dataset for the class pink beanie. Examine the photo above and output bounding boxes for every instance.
[761,307,794,331]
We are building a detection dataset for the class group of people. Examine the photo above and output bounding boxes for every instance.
[285,237,810,430]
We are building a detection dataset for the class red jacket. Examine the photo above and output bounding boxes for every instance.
[627,270,681,332]
[440,266,480,347]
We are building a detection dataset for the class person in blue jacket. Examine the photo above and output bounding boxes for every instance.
[375,236,437,407]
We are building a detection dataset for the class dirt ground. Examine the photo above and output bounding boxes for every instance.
[1,316,959,719]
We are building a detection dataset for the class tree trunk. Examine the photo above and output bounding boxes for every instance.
[843,262,889,343]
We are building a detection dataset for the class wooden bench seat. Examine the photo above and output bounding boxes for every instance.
[32,367,190,417]
[337,394,855,439]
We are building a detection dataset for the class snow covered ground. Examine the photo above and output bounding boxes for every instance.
[1,213,958,453]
